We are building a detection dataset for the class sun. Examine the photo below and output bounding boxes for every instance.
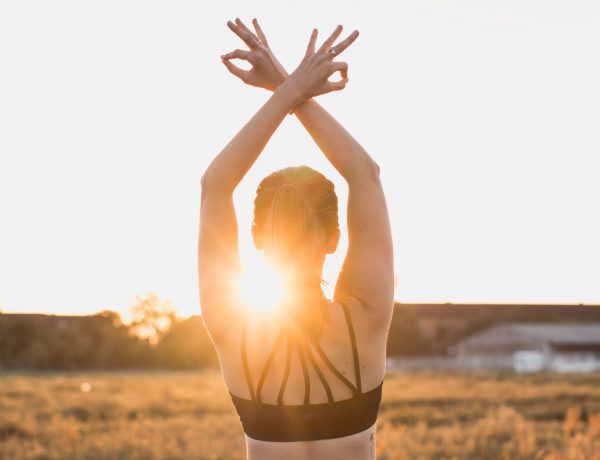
[237,253,287,316]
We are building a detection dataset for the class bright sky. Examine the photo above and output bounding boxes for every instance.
[1,1,599,318]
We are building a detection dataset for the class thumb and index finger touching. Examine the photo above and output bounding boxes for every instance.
[305,25,358,83]
[221,17,271,80]
[222,19,359,86]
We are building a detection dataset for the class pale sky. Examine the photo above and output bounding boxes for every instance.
[1,0,599,318]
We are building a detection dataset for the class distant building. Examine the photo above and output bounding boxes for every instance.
[448,322,600,373]
[403,303,600,340]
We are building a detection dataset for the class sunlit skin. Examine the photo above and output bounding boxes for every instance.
[198,17,394,460]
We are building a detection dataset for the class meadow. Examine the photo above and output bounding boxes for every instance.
[1,370,599,460]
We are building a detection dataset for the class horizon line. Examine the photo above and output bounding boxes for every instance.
[2,301,600,318]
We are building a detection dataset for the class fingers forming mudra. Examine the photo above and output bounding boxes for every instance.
[289,24,359,98]
[221,18,289,91]
[220,18,359,99]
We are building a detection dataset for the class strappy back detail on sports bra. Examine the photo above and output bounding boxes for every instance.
[228,302,384,442]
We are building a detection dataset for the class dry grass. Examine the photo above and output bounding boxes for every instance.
[1,370,599,459]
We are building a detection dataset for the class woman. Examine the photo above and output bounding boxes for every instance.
[198,18,394,460]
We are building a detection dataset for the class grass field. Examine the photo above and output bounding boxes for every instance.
[1,370,599,459]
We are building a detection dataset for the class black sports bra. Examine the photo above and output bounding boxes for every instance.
[228,302,383,442]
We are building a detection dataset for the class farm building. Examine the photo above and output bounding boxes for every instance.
[447,322,600,372]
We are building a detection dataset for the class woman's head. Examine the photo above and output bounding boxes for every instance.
[252,165,340,283]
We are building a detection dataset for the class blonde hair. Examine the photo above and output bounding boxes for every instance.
[252,166,339,335]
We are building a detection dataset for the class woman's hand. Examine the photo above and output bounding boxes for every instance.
[221,18,289,91]
[221,18,359,99]
[286,24,359,100]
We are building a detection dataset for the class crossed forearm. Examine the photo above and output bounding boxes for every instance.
[275,67,379,184]
[203,72,377,193]
[201,80,304,193]
[292,96,380,184]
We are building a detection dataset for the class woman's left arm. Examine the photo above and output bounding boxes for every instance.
[201,82,301,194]
[198,81,302,341]
[200,20,349,342]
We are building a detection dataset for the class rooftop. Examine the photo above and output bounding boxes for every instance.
[467,322,600,345]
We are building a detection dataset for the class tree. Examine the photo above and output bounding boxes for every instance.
[386,304,431,355]
[156,316,219,369]
[128,293,179,345]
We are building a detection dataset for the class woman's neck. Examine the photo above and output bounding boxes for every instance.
[288,284,326,302]
[280,283,329,337]
[284,274,325,299]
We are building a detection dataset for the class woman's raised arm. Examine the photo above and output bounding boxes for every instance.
[295,97,394,323]
[198,81,302,340]
[199,22,351,341]
[200,81,302,193]
[204,21,350,193]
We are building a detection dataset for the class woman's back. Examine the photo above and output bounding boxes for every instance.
[213,295,390,460]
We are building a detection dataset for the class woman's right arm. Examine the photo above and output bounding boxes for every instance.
[294,98,395,321]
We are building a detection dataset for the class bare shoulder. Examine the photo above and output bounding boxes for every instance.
[200,296,247,354]
[332,289,393,337]
[329,293,390,391]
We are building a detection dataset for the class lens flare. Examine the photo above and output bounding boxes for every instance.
[237,254,287,316]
